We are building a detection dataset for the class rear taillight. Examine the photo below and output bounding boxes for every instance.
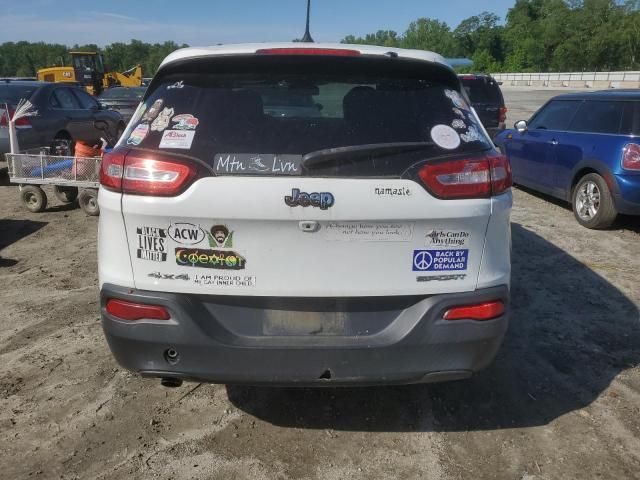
[622,143,640,171]
[255,47,360,56]
[490,154,512,194]
[100,149,200,196]
[105,298,170,321]
[100,150,126,190]
[0,108,30,127]
[499,106,508,123]
[443,300,505,321]
[418,154,512,199]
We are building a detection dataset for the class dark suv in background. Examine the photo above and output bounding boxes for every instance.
[459,74,507,138]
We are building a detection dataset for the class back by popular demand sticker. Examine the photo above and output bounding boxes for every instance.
[412,249,468,272]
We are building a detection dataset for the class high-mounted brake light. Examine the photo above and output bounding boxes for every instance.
[418,154,512,199]
[443,300,505,321]
[255,48,360,57]
[100,149,200,196]
[622,143,640,171]
[106,298,170,321]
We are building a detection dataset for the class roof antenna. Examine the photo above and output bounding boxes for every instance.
[301,0,314,42]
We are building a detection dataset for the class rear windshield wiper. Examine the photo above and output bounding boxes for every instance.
[302,142,434,168]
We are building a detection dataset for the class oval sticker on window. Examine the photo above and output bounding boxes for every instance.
[430,124,461,150]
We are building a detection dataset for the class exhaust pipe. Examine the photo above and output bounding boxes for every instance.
[160,377,183,388]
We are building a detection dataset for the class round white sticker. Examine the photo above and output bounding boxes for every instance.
[430,124,461,150]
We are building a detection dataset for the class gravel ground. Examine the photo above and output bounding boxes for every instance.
[1,90,639,480]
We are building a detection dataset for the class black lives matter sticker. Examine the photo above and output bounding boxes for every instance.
[136,226,167,262]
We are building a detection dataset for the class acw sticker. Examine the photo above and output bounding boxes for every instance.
[168,223,206,246]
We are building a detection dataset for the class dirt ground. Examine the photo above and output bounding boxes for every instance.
[1,90,640,480]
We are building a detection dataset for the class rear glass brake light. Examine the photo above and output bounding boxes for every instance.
[622,143,640,171]
[255,48,360,57]
[418,154,511,199]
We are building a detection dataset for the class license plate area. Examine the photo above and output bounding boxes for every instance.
[263,311,346,336]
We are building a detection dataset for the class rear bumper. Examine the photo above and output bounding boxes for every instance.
[101,283,509,386]
[613,173,640,215]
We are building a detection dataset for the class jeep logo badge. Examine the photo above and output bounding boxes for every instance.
[285,188,335,210]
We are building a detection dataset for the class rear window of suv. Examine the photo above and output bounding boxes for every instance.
[122,56,492,175]
[459,77,502,104]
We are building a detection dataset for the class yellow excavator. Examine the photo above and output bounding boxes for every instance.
[37,52,143,96]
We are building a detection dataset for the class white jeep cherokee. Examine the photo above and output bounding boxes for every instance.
[98,43,512,387]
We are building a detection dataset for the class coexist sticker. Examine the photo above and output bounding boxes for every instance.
[159,130,195,149]
[430,124,461,150]
[127,123,149,145]
[175,248,246,270]
[412,249,468,272]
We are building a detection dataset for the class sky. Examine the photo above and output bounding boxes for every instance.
[0,0,515,46]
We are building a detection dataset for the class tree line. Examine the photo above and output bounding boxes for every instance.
[0,0,638,77]
[342,0,639,72]
[0,40,187,78]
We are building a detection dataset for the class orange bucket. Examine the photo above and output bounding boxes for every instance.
[73,141,101,179]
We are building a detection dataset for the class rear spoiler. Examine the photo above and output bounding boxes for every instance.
[444,58,473,69]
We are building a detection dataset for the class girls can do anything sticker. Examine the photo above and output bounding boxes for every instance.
[430,124,461,150]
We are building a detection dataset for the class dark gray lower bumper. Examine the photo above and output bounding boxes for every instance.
[100,284,509,386]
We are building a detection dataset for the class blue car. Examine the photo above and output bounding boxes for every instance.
[495,90,640,228]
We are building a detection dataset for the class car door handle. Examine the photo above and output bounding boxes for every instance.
[548,139,558,145]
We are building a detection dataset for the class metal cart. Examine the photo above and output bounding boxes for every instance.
[6,148,102,215]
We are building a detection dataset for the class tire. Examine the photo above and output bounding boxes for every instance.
[572,173,617,229]
[20,185,47,213]
[78,188,100,216]
[53,186,79,203]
